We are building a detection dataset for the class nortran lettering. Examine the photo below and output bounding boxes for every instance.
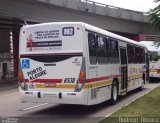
[27,67,47,81]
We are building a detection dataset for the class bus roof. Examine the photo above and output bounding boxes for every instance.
[21,22,146,48]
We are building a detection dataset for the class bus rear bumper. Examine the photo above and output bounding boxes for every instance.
[19,89,88,105]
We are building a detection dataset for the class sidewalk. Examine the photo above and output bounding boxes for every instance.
[0,77,18,85]
[0,70,18,86]
[0,77,18,92]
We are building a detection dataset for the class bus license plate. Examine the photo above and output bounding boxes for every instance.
[44,83,56,87]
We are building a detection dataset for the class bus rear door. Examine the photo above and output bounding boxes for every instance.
[120,47,128,96]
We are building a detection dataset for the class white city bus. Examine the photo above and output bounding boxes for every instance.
[140,41,160,81]
[19,22,148,105]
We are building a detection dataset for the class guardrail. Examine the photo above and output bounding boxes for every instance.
[37,0,145,22]
[79,0,145,21]
[80,0,145,13]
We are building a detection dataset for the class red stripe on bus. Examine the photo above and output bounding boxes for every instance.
[86,78,97,83]
[20,52,83,57]
[24,74,121,83]
[24,79,62,83]
[155,69,160,71]
[86,74,121,83]
[87,76,109,83]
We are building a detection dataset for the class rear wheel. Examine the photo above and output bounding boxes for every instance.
[142,73,145,84]
[111,81,118,105]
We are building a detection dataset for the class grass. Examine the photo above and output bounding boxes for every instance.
[99,87,160,123]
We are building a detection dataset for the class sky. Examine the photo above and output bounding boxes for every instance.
[140,41,160,51]
[91,0,158,12]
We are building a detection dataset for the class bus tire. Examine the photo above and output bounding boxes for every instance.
[142,73,145,84]
[110,81,118,105]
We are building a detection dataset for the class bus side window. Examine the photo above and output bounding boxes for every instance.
[105,37,109,63]
[142,48,146,63]
[114,40,119,63]
[136,47,139,63]
[135,47,139,63]
[88,33,97,65]
[137,47,144,63]
[96,36,108,64]
[127,44,133,64]
[132,46,137,63]
[108,38,119,63]
[150,53,152,61]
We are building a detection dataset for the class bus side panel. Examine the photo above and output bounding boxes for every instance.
[97,64,118,103]
[127,64,144,92]
[83,31,98,105]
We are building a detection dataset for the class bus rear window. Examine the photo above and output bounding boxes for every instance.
[20,53,82,63]
[150,52,159,61]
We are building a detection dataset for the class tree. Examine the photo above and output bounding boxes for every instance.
[147,0,160,47]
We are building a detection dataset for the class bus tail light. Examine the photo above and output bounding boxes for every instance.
[75,57,86,92]
[18,59,28,91]
[79,72,85,83]
[18,71,23,82]
[79,77,85,83]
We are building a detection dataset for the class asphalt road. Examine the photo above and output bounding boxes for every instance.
[0,82,159,123]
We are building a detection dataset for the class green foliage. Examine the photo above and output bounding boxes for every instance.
[153,55,160,61]
[153,40,160,48]
[99,87,160,123]
[154,0,160,3]
[147,0,160,47]
[147,5,160,30]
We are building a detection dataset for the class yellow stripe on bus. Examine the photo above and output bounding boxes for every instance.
[128,74,142,80]
[35,80,113,89]
[35,84,75,89]
[150,70,158,72]
[97,80,112,87]
[83,79,113,89]
[34,74,142,89]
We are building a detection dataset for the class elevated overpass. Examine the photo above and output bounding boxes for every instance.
[0,0,159,76]
[0,0,159,40]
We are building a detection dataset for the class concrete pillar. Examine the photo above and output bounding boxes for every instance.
[12,31,19,76]
[132,34,146,41]
[0,31,10,53]
[0,31,10,79]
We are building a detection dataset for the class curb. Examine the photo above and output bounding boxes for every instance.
[0,78,18,87]
[98,84,160,123]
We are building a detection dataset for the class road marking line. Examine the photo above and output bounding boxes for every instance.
[22,103,48,111]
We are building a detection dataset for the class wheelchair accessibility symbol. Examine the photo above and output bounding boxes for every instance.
[22,59,30,69]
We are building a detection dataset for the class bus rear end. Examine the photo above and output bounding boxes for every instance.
[19,22,88,105]
[149,51,160,79]
[139,41,160,81]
